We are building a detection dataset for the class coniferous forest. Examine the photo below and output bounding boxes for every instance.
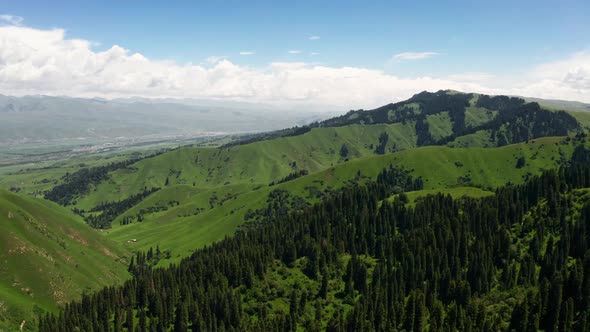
[38,146,590,331]
[3,2,590,330]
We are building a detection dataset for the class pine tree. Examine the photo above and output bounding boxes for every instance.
[174,302,188,332]
[319,269,329,299]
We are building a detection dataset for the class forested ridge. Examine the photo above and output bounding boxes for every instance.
[80,187,161,229]
[39,145,590,331]
[44,149,171,207]
[39,91,582,236]
[225,91,581,149]
[44,159,143,206]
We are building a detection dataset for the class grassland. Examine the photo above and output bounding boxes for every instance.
[1,91,589,330]
[0,190,130,331]
[73,123,418,210]
[1,115,578,268]
[97,136,576,266]
[386,187,495,206]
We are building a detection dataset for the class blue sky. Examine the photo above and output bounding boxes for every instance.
[1,0,590,107]
[3,0,589,75]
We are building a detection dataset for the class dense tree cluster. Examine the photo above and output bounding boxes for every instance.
[41,149,590,331]
[269,170,310,186]
[220,92,582,152]
[491,106,578,146]
[375,164,423,196]
[44,151,168,206]
[316,90,472,130]
[437,96,580,146]
[44,160,134,206]
[81,187,160,229]
[374,132,390,155]
[244,189,310,225]
[475,95,525,112]
[222,126,311,148]
[249,165,420,227]
[415,115,433,146]
[339,144,349,159]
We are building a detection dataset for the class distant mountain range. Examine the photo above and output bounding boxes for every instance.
[4,90,590,330]
[0,94,338,146]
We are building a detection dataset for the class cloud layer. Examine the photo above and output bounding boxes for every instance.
[0,24,589,110]
[393,52,439,60]
[0,14,23,25]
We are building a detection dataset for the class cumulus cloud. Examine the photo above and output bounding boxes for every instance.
[308,35,320,40]
[507,51,590,102]
[206,55,228,64]
[239,51,255,55]
[288,50,302,54]
[0,14,23,25]
[446,72,495,82]
[393,52,439,60]
[1,24,590,109]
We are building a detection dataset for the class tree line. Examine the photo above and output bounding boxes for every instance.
[39,146,590,331]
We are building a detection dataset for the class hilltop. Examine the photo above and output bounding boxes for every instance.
[227,91,585,148]
[2,90,590,329]
[11,92,585,258]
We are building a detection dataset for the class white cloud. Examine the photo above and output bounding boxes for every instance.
[308,35,320,41]
[239,51,255,55]
[310,52,320,56]
[393,52,439,60]
[288,50,302,54]
[206,55,228,64]
[0,14,23,25]
[508,51,590,101]
[1,24,590,109]
[446,72,495,82]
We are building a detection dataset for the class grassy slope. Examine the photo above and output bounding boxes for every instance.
[447,130,494,148]
[524,97,590,113]
[74,123,418,210]
[0,149,153,197]
[426,112,453,140]
[464,106,497,128]
[386,187,495,206]
[0,190,130,331]
[570,111,590,131]
[103,137,575,265]
[1,92,588,329]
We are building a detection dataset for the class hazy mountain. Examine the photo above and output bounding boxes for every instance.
[0,95,337,145]
[522,96,590,113]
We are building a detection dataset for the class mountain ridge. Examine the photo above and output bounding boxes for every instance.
[3,90,590,330]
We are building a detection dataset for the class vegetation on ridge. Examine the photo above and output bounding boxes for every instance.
[2,91,590,330]
[39,147,590,331]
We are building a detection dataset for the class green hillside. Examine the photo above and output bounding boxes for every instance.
[524,96,590,113]
[387,187,495,206]
[50,92,581,203]
[0,190,130,331]
[96,137,579,263]
[0,147,164,197]
[12,92,584,217]
[71,122,417,210]
[1,91,590,330]
[2,92,583,268]
[39,154,590,331]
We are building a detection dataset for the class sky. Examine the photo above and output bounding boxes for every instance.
[1,0,590,110]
